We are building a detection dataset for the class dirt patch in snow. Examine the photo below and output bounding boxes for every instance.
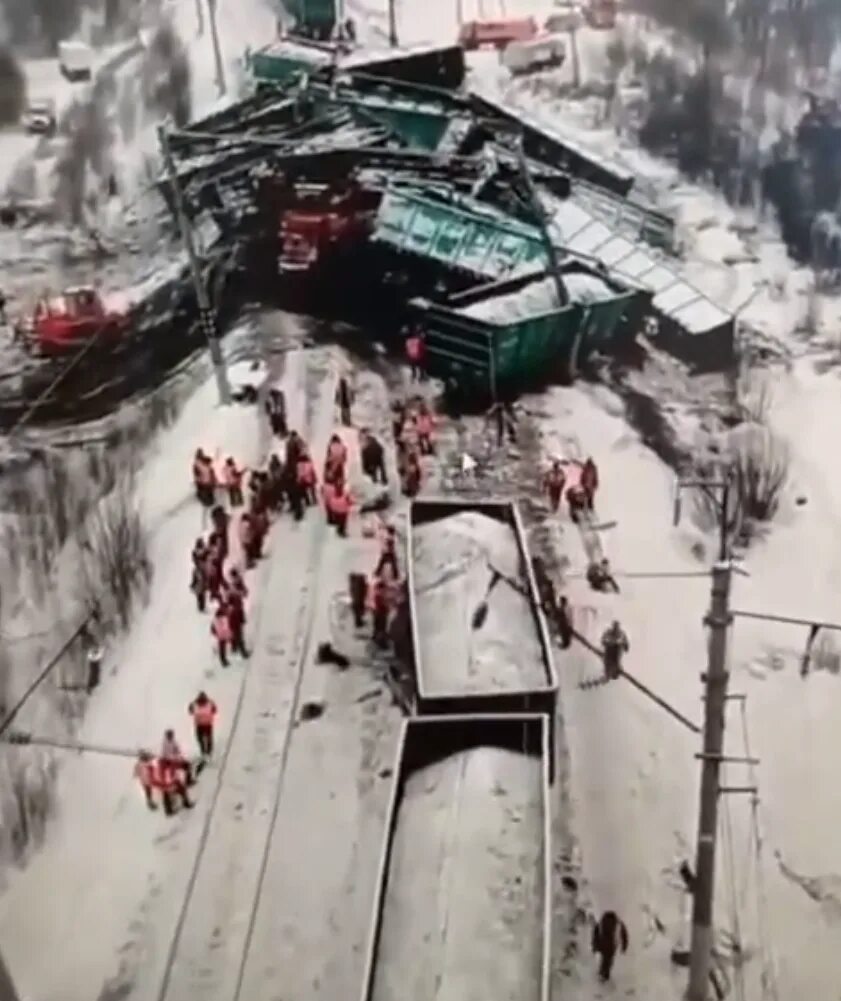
[371,746,545,1001]
[411,511,545,695]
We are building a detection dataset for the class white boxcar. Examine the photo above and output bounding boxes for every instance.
[502,34,566,76]
[58,40,93,82]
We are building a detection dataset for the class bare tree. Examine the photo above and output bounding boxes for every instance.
[77,477,152,631]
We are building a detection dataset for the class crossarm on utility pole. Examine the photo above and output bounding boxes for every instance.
[5,732,146,758]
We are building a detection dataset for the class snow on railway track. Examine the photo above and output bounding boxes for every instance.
[145,352,338,1001]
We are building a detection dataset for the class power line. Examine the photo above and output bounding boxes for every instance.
[0,615,94,742]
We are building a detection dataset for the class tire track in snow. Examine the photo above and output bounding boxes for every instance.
[150,350,339,1001]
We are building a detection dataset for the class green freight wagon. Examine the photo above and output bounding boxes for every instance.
[410,267,644,398]
[285,0,337,39]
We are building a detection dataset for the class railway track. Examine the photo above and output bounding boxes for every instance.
[147,354,338,1001]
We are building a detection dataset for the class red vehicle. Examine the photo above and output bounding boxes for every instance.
[584,0,617,29]
[278,183,379,274]
[18,286,128,356]
[457,17,538,51]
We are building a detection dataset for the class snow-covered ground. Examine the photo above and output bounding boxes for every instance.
[3,0,841,998]
[352,0,841,997]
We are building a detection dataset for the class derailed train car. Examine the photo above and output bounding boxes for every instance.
[359,714,552,1001]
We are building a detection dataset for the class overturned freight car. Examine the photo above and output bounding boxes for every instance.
[360,713,552,1001]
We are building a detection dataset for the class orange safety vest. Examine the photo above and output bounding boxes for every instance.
[134,760,155,788]
[212,614,232,643]
[406,336,422,362]
[330,490,351,516]
[327,441,347,465]
[191,700,217,726]
[416,413,434,436]
[223,463,243,487]
[297,459,316,485]
[194,459,214,486]
[152,759,176,792]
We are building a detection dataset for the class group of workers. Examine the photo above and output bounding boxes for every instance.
[539,455,630,683]
[390,397,436,498]
[133,691,218,815]
[543,456,600,522]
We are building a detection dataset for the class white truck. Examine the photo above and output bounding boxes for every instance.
[502,34,566,76]
[58,40,93,82]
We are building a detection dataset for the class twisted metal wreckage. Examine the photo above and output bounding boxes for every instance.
[1,37,735,428]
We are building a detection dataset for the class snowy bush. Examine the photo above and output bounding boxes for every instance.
[77,477,152,631]
[0,47,26,126]
[730,424,789,526]
[140,23,192,127]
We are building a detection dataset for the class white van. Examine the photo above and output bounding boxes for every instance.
[58,40,93,82]
[502,34,566,76]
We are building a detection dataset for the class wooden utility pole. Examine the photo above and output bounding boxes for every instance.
[0,952,21,1001]
[207,0,227,96]
[157,124,231,406]
[687,559,733,1001]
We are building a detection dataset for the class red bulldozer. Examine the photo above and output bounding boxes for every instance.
[15,286,128,357]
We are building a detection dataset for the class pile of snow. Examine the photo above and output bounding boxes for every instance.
[371,746,544,1001]
[411,510,545,694]
[462,272,615,323]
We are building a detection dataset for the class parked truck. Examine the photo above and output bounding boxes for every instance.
[58,40,93,82]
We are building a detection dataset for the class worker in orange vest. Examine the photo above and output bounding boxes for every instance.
[405,331,424,381]
[329,483,352,537]
[154,757,194,816]
[297,451,318,505]
[211,604,233,666]
[324,434,348,484]
[188,691,218,758]
[222,457,244,507]
[544,460,567,513]
[134,750,158,810]
[192,449,216,507]
[415,403,435,455]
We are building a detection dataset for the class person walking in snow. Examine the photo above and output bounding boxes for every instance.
[349,571,368,629]
[405,329,424,381]
[329,482,352,537]
[154,757,194,816]
[192,449,216,508]
[592,910,628,982]
[134,751,157,810]
[225,591,250,660]
[486,400,518,448]
[415,402,435,455]
[160,729,193,785]
[601,620,629,681]
[210,505,230,561]
[296,450,318,506]
[359,429,387,484]
[335,376,354,427]
[368,574,392,648]
[266,454,285,512]
[544,460,567,514]
[580,457,599,511]
[211,604,233,666]
[188,691,218,758]
[265,388,287,438]
[401,450,422,498]
[375,524,399,579]
[324,434,348,485]
[556,595,574,649]
[190,559,208,613]
[587,557,620,594]
[223,457,244,507]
